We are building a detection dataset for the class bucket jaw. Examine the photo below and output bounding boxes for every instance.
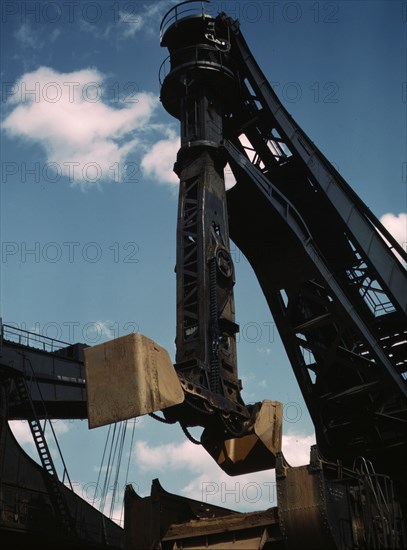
[201,400,283,476]
[84,334,282,476]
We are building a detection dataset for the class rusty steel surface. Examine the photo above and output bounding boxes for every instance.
[164,508,279,539]
[277,463,338,549]
[124,479,284,550]
[84,333,184,428]
[275,447,406,549]
[165,509,282,549]
[124,478,239,550]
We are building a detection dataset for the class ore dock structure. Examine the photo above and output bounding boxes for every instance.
[1,1,406,548]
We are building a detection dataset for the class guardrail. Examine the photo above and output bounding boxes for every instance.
[0,321,70,353]
[160,0,212,42]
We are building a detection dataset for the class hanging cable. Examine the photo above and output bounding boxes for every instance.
[120,418,137,526]
[124,420,136,484]
[180,423,201,445]
[185,395,214,415]
[93,424,112,507]
[149,410,201,445]
[105,422,123,513]
[149,412,177,424]
[99,422,117,514]
[109,420,127,520]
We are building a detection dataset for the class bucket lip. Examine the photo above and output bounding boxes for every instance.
[160,0,214,44]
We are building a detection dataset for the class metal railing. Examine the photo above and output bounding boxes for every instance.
[0,321,70,353]
[160,0,213,41]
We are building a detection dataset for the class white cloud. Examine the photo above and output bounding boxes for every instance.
[224,163,237,190]
[133,431,315,511]
[50,28,61,42]
[222,134,253,190]
[8,418,71,467]
[3,66,242,191]
[379,212,406,264]
[379,213,406,250]
[283,433,316,466]
[49,419,71,436]
[3,66,159,188]
[141,133,179,186]
[119,1,178,38]
[89,320,115,342]
[8,420,35,447]
[118,10,144,37]
[14,23,43,50]
[9,419,70,443]
[79,19,112,40]
[77,1,185,41]
[140,137,237,190]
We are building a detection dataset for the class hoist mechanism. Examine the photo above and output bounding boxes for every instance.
[159,0,407,478]
[86,0,407,478]
[84,0,284,477]
[84,0,407,546]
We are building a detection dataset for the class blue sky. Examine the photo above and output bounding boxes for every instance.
[1,0,406,524]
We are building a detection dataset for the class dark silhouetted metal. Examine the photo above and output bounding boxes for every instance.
[1,1,406,548]
[0,323,124,548]
[158,1,407,547]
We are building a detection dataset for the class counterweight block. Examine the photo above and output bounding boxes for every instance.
[201,400,283,475]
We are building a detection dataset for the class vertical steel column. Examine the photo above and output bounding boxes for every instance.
[175,84,238,390]
[160,6,246,423]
